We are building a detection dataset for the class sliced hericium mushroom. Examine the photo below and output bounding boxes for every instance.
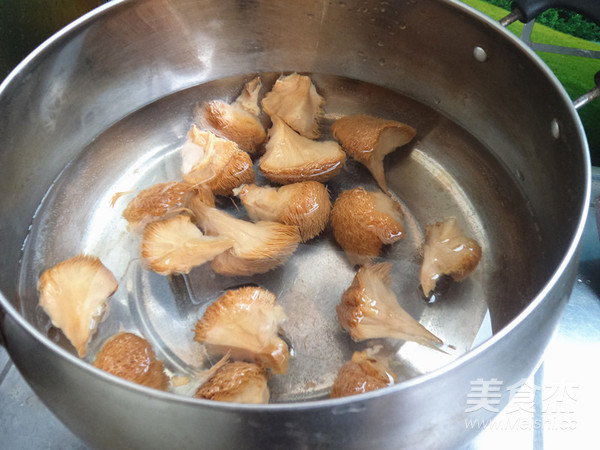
[234,181,331,242]
[330,349,397,398]
[181,125,255,196]
[190,196,300,276]
[337,263,443,350]
[37,254,118,358]
[332,114,416,193]
[194,360,270,404]
[420,218,482,298]
[121,181,196,230]
[194,286,290,374]
[93,332,169,391]
[259,116,346,184]
[197,77,267,155]
[192,183,217,208]
[261,73,324,139]
[141,215,235,275]
[330,187,404,265]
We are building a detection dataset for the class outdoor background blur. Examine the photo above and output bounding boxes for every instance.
[464,0,600,165]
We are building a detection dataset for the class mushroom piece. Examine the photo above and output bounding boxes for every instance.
[93,332,169,391]
[234,181,331,242]
[259,116,346,184]
[181,125,255,196]
[197,77,267,155]
[337,263,443,350]
[121,181,196,230]
[194,286,290,374]
[332,114,416,192]
[194,361,270,404]
[330,187,404,265]
[141,215,235,275]
[190,196,300,276]
[191,183,217,208]
[420,218,482,298]
[330,349,397,398]
[261,73,324,139]
[37,254,118,357]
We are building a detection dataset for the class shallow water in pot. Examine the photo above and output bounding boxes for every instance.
[16,73,541,402]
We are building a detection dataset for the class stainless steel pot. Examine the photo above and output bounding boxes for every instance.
[0,0,591,448]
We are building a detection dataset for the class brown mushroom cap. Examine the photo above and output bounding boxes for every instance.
[94,332,169,391]
[37,254,118,358]
[190,196,300,276]
[141,215,235,275]
[198,77,267,155]
[261,73,324,139]
[332,114,416,192]
[259,116,346,185]
[330,350,397,398]
[181,125,255,196]
[235,181,331,242]
[194,286,290,374]
[420,218,482,297]
[122,181,194,229]
[194,361,270,404]
[337,263,443,349]
[330,187,404,265]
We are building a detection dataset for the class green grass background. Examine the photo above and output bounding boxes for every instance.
[460,0,600,165]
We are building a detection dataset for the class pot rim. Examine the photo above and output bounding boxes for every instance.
[0,0,592,410]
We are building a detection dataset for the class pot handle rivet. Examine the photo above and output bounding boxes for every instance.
[551,119,561,139]
[473,46,488,62]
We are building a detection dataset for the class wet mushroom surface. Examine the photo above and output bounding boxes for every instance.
[19,72,516,403]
